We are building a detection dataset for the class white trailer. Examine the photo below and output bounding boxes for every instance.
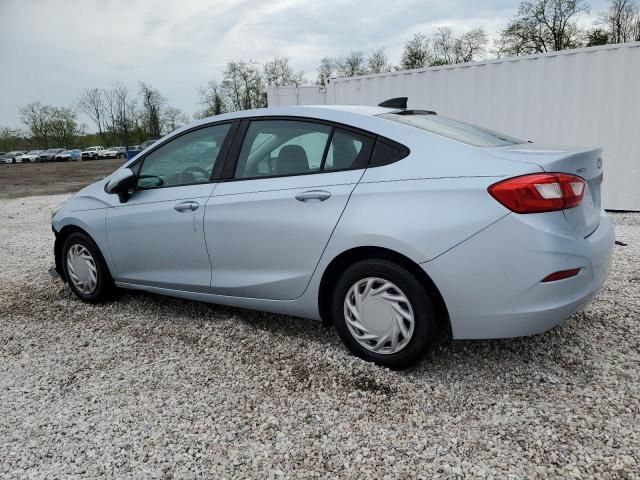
[267,42,640,211]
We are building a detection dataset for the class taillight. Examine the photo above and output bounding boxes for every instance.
[488,173,585,214]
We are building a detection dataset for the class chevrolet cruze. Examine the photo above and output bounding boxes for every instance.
[51,99,614,368]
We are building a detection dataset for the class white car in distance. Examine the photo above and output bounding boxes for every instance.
[20,150,43,163]
[81,146,104,160]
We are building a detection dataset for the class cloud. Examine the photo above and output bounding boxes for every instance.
[0,0,608,129]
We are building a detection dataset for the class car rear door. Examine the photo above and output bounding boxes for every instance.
[204,118,374,300]
[106,122,234,290]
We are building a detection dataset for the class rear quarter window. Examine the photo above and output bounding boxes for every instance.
[370,139,409,166]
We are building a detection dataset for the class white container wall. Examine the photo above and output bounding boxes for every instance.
[267,43,640,210]
[268,86,327,107]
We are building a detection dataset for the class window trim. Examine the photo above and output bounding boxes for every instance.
[128,120,238,192]
[219,116,388,183]
[318,127,335,171]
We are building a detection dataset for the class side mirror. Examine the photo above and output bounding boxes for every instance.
[106,168,136,202]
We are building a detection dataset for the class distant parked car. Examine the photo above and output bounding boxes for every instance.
[37,148,64,162]
[81,146,104,160]
[100,147,127,159]
[125,140,159,161]
[20,150,43,162]
[0,151,27,163]
[55,149,82,162]
[68,149,82,161]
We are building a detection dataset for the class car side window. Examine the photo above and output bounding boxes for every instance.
[235,120,331,179]
[324,129,374,171]
[137,123,231,189]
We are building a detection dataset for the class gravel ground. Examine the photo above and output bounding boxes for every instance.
[1,195,638,479]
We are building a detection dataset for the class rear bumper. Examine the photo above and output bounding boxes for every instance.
[424,211,615,339]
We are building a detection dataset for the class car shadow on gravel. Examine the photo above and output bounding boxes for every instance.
[5,279,603,390]
[120,289,602,385]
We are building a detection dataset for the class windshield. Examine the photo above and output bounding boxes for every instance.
[379,113,524,147]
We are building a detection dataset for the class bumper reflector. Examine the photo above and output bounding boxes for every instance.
[542,268,581,282]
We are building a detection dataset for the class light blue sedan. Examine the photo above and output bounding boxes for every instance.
[51,99,614,368]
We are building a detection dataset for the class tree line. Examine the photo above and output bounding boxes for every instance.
[1,82,189,151]
[2,0,638,152]
[196,0,640,116]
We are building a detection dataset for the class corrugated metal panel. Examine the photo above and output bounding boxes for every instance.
[267,43,640,210]
[267,86,327,107]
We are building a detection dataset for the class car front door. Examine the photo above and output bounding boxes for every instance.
[106,123,233,291]
[205,118,374,300]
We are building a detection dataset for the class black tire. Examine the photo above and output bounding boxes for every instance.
[332,259,436,369]
[61,232,115,303]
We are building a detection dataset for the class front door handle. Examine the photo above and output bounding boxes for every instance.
[295,190,331,203]
[174,201,199,212]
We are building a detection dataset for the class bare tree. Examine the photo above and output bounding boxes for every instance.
[48,106,79,148]
[432,27,458,64]
[20,102,54,147]
[105,82,136,147]
[103,87,119,143]
[497,0,590,56]
[316,56,336,85]
[454,27,488,63]
[400,33,432,69]
[196,80,227,118]
[139,82,165,138]
[222,60,266,111]
[161,107,189,134]
[19,102,79,148]
[336,51,367,77]
[600,0,640,42]
[264,56,305,87]
[367,47,392,74]
[76,88,107,144]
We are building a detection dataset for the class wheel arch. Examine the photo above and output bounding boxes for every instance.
[318,246,451,338]
[54,225,94,281]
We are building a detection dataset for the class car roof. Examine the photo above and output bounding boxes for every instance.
[194,105,397,125]
[296,105,395,116]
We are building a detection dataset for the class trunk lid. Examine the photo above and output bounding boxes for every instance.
[487,144,603,237]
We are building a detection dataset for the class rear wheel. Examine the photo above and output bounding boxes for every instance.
[61,232,115,303]
[332,259,435,369]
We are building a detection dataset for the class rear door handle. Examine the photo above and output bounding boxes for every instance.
[295,190,331,203]
[174,201,199,212]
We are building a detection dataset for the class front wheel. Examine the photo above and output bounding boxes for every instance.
[332,259,436,369]
[62,232,115,303]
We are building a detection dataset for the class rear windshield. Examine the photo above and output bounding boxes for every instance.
[379,113,524,147]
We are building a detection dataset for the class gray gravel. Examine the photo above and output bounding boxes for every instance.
[1,194,639,479]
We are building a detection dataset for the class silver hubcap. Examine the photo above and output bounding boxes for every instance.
[344,277,415,355]
[66,244,98,295]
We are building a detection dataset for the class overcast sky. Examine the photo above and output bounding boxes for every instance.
[0,0,608,129]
